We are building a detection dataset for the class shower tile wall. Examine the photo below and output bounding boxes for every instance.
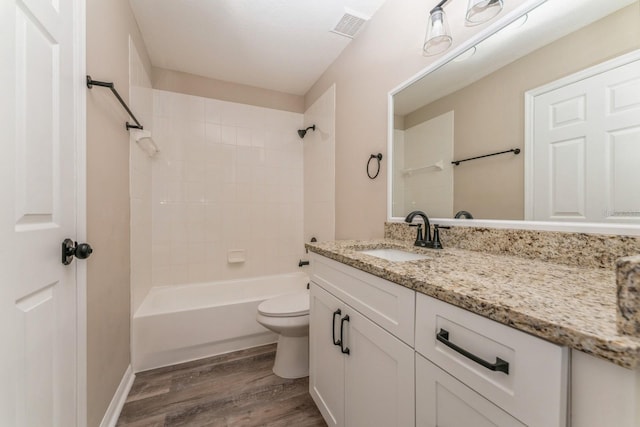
[129,40,154,313]
[152,90,305,286]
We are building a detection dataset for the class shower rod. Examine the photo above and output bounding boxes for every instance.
[86,75,144,131]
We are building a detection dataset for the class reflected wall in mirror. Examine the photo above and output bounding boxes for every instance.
[391,0,640,224]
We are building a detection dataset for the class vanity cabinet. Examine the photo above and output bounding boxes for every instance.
[309,252,571,427]
[309,254,415,427]
[415,293,569,426]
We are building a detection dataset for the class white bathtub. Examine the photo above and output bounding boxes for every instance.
[132,272,309,372]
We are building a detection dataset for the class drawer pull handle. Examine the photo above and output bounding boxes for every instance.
[332,309,342,346]
[340,315,350,355]
[436,329,509,375]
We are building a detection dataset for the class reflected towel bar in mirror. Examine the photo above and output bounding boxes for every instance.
[452,148,520,166]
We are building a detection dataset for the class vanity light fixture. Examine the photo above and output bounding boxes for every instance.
[466,0,504,25]
[424,6,452,56]
[423,0,504,56]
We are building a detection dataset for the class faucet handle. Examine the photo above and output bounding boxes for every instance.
[409,223,424,243]
[430,224,450,250]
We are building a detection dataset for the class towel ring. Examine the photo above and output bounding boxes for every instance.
[367,153,383,179]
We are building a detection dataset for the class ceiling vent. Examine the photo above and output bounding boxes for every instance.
[331,8,370,38]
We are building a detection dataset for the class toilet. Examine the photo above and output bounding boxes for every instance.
[256,290,310,379]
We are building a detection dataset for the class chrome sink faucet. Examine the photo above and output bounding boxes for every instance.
[405,210,431,247]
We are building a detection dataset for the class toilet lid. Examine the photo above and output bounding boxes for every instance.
[258,291,309,317]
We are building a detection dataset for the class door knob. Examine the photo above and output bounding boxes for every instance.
[62,238,93,265]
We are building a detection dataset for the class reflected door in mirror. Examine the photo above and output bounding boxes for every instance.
[528,55,640,223]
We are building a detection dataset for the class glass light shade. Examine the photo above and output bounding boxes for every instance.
[465,0,504,26]
[423,8,452,56]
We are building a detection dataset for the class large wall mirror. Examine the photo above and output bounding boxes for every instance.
[389,0,640,234]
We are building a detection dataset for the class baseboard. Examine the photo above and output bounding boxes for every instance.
[99,364,135,427]
[134,332,277,372]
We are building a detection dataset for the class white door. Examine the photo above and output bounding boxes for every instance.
[527,52,640,222]
[0,0,85,424]
[343,308,415,427]
[309,283,345,427]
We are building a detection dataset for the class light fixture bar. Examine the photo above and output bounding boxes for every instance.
[430,0,450,14]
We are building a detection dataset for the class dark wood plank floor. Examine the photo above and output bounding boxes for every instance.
[117,344,327,427]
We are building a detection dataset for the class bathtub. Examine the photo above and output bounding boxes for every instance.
[132,272,309,372]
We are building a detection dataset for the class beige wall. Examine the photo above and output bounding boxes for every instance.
[304,0,531,239]
[404,4,640,220]
[86,0,151,424]
[152,67,304,113]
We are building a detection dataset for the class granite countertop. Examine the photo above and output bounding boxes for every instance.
[306,239,640,369]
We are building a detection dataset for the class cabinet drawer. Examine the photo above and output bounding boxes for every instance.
[310,253,415,346]
[416,353,525,427]
[415,293,568,427]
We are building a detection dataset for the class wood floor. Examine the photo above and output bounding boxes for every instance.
[117,344,327,427]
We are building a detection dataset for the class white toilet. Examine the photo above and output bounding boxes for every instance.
[256,290,310,379]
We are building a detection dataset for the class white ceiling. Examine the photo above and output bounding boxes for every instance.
[129,0,388,95]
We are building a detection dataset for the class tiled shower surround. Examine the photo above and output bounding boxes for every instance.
[151,90,305,286]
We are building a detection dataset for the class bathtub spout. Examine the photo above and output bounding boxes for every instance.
[298,260,310,267]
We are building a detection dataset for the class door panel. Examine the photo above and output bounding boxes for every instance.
[549,137,586,218]
[606,126,640,220]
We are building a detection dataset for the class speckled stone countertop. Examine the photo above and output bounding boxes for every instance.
[306,238,640,369]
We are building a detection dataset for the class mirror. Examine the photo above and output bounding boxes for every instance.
[390,0,640,228]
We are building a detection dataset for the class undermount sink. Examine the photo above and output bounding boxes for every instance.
[359,248,429,262]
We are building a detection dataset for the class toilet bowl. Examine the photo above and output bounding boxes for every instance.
[256,290,310,379]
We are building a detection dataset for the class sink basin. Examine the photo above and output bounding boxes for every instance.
[359,248,429,262]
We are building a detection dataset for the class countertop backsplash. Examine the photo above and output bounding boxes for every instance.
[384,222,640,270]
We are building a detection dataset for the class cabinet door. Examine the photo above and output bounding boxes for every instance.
[416,354,526,427]
[309,283,345,427]
[343,308,415,427]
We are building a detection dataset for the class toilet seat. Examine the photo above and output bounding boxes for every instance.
[258,291,309,317]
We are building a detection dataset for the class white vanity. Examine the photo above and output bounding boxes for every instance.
[307,236,640,427]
